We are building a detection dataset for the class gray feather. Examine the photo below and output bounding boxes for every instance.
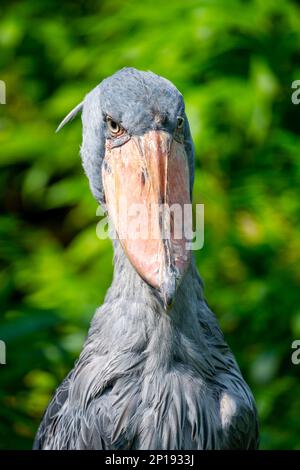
[56,101,83,133]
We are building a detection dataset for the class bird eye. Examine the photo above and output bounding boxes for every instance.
[177,116,184,129]
[107,117,122,136]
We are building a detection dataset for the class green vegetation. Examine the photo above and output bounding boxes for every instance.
[1,0,300,449]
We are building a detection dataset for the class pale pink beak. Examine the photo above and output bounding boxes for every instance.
[102,130,192,309]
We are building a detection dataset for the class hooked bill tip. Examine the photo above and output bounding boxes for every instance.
[161,267,179,311]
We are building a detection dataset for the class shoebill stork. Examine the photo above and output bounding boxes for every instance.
[34,67,258,450]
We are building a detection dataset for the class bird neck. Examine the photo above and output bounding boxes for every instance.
[85,239,216,377]
[106,239,204,317]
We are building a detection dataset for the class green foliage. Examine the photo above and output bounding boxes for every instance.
[1,0,300,449]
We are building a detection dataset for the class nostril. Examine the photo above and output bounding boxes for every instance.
[141,167,148,186]
[103,160,111,174]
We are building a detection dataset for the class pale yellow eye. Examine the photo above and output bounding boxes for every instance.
[177,116,184,129]
[107,117,121,135]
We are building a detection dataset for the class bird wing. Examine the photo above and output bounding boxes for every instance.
[33,372,72,449]
[222,395,259,449]
[197,299,259,449]
[33,370,134,450]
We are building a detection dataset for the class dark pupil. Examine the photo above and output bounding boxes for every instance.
[110,120,117,130]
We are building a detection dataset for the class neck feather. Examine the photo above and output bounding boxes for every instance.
[105,239,204,317]
[80,240,226,388]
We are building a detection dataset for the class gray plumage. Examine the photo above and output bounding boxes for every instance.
[34,68,259,450]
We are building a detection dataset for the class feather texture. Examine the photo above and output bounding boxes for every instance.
[34,242,259,450]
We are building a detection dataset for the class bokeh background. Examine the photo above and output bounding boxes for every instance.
[1,0,300,450]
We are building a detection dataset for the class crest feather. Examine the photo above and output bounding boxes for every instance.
[56,101,83,133]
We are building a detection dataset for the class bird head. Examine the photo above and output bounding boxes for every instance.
[57,67,195,310]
